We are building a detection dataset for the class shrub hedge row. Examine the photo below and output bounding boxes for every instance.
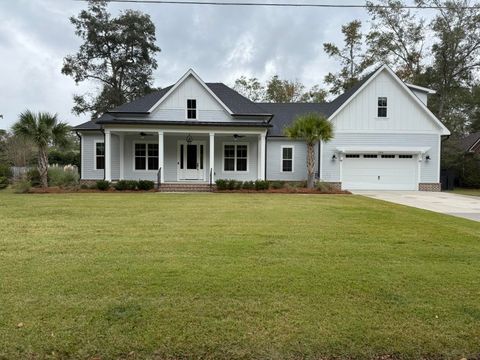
[96,180,155,191]
[215,179,270,191]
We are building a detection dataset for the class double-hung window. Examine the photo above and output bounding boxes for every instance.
[224,144,248,172]
[135,143,159,170]
[378,97,388,118]
[281,146,293,172]
[95,142,105,170]
[187,99,197,119]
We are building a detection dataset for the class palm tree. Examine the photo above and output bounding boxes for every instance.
[12,111,70,188]
[284,112,334,189]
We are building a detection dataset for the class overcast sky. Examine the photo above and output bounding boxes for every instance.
[0,0,373,129]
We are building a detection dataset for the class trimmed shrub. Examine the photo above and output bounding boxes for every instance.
[0,164,12,179]
[96,180,110,191]
[242,181,255,190]
[138,180,155,191]
[255,180,269,191]
[80,184,89,190]
[27,168,41,187]
[114,180,138,191]
[269,181,285,190]
[215,179,228,190]
[0,176,8,189]
[226,179,242,190]
[13,179,31,194]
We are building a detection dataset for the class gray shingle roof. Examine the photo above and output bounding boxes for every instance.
[109,86,173,113]
[73,120,101,131]
[258,103,333,136]
[460,132,480,152]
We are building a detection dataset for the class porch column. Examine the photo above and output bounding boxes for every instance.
[258,133,266,180]
[104,129,112,181]
[209,132,215,183]
[119,133,125,180]
[158,130,164,183]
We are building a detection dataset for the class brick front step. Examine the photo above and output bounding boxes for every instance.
[158,183,215,192]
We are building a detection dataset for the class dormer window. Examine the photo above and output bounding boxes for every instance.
[378,97,387,118]
[187,99,197,119]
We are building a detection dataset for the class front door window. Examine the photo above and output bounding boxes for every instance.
[187,144,197,170]
[178,142,205,181]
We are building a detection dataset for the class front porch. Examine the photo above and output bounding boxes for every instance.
[101,128,267,185]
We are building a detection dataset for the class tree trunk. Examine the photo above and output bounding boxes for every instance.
[306,143,315,189]
[38,148,49,188]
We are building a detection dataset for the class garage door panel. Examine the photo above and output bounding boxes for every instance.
[342,156,418,191]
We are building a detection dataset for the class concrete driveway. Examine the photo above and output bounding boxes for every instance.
[354,191,480,222]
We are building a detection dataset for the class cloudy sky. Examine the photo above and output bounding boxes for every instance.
[0,0,372,129]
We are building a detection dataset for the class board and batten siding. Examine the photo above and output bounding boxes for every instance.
[321,133,440,184]
[332,70,440,133]
[148,75,232,122]
[266,139,318,181]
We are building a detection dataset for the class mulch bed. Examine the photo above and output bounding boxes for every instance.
[27,187,156,194]
[26,187,351,195]
[215,188,351,195]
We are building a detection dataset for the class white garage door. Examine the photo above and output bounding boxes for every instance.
[342,154,418,190]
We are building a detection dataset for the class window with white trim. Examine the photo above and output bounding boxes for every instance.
[223,144,248,172]
[281,147,293,172]
[187,99,197,119]
[378,97,388,117]
[95,142,105,170]
[135,143,159,170]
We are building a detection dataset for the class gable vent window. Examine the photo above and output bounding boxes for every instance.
[381,154,395,159]
[399,154,413,159]
[346,154,360,158]
[378,97,388,118]
[363,154,378,158]
[187,99,197,119]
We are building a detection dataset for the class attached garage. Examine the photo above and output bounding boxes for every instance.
[337,146,429,191]
[342,154,418,190]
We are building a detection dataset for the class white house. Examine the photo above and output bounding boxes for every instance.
[74,64,450,191]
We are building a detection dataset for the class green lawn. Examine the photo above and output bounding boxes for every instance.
[449,188,480,197]
[1,191,479,359]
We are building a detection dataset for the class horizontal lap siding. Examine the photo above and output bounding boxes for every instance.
[321,133,440,183]
[266,139,318,181]
[81,133,104,180]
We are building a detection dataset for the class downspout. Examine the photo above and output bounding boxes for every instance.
[75,131,82,180]
[317,140,321,180]
[265,115,274,181]
[101,127,105,181]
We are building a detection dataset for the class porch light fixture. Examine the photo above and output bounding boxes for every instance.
[186,134,193,144]
[233,134,245,140]
[426,155,431,161]
[332,154,337,161]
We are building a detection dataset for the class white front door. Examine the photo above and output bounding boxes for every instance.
[178,141,206,181]
[342,154,418,190]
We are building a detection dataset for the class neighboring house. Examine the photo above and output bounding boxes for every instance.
[459,132,480,154]
[74,64,450,191]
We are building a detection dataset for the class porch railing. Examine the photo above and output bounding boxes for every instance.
[157,167,162,190]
